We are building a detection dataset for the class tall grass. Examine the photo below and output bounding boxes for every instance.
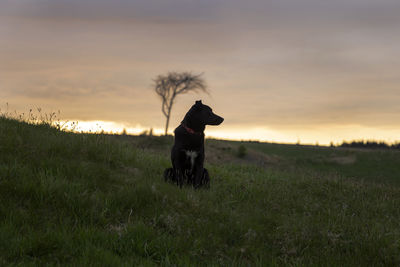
[0,103,72,132]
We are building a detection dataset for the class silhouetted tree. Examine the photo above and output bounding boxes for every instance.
[154,72,207,135]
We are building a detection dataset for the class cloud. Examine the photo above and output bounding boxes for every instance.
[1,0,400,141]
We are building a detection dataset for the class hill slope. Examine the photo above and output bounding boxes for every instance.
[1,117,399,265]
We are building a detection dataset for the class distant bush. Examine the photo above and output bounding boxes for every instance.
[339,140,400,150]
[237,144,247,158]
[139,128,154,136]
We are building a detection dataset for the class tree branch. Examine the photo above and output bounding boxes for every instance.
[153,72,207,135]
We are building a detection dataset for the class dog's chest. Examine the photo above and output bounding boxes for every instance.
[185,150,198,170]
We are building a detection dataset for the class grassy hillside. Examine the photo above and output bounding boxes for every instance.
[1,117,400,266]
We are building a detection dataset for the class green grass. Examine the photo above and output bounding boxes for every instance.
[246,142,400,185]
[1,116,400,266]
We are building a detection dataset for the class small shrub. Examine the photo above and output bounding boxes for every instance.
[237,145,247,158]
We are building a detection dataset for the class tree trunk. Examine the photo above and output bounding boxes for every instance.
[164,113,170,135]
[164,96,175,135]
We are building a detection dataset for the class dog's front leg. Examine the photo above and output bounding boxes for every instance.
[192,152,205,188]
[172,152,185,188]
[193,166,204,189]
[174,168,184,188]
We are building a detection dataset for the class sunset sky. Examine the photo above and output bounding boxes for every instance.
[1,0,400,145]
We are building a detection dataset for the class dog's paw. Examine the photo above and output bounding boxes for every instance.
[201,168,210,188]
[163,168,174,183]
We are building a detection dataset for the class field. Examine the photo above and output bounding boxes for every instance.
[1,116,400,266]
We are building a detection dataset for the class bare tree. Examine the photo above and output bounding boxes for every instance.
[154,72,207,135]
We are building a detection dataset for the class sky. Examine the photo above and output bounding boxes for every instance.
[1,0,400,144]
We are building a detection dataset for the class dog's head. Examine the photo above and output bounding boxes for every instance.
[182,100,224,131]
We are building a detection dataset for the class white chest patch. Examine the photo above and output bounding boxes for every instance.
[185,150,198,170]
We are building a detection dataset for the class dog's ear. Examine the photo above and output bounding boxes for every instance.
[195,100,202,105]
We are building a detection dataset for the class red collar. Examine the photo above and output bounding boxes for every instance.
[182,124,202,135]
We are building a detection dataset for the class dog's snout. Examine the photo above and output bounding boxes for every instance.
[216,117,223,125]
[211,115,224,125]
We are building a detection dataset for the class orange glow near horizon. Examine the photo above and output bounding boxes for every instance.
[59,120,400,146]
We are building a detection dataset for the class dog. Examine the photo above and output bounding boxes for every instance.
[164,100,224,188]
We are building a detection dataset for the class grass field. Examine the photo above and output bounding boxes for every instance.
[1,116,400,266]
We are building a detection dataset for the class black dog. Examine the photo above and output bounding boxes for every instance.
[164,100,223,188]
